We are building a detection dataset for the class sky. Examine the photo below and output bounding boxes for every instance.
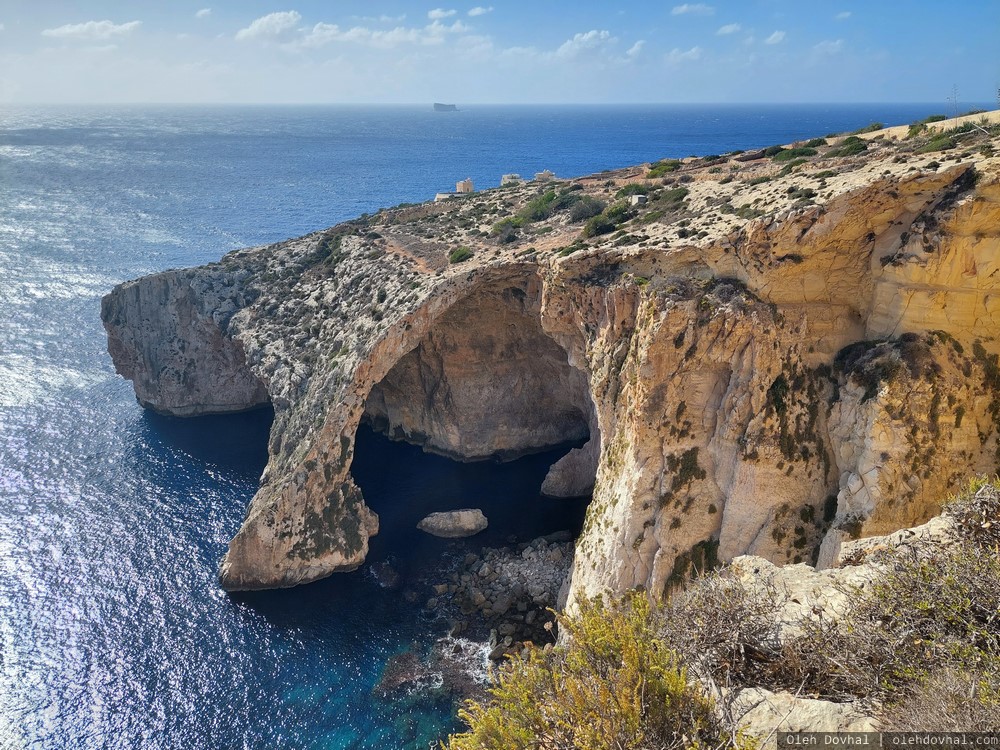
[0,1,997,105]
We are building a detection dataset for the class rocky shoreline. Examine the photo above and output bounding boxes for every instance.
[371,532,574,703]
[428,531,573,660]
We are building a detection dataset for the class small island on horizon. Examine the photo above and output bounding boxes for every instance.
[434,102,459,112]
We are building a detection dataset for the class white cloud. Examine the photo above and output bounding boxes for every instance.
[468,6,493,16]
[195,8,211,19]
[666,45,702,63]
[716,23,741,35]
[836,11,852,20]
[41,20,141,40]
[671,4,714,16]
[427,9,456,20]
[812,39,843,56]
[626,40,645,58]
[298,19,467,49]
[555,30,615,58]
[352,14,406,24]
[764,30,785,45]
[235,11,301,41]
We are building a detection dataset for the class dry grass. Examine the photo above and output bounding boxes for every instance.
[657,478,1000,720]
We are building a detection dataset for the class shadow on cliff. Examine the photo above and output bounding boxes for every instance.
[141,406,274,480]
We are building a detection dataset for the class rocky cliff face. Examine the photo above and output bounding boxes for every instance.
[102,124,1000,597]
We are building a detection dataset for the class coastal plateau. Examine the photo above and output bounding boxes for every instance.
[102,117,1000,611]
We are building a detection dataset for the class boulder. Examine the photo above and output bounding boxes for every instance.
[417,509,488,538]
[730,687,877,734]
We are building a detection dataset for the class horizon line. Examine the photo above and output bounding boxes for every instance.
[3,100,993,108]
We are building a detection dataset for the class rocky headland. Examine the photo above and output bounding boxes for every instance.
[102,114,1000,618]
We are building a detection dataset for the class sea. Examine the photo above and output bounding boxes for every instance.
[0,103,984,750]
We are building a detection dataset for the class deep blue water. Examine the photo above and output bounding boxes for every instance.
[0,103,987,749]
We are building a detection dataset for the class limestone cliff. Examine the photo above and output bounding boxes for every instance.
[101,121,1000,596]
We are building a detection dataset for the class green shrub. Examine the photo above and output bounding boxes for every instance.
[787,185,817,202]
[517,190,557,222]
[908,114,947,138]
[444,595,743,750]
[917,135,956,153]
[636,208,665,225]
[552,192,581,211]
[721,203,764,219]
[804,137,828,148]
[557,240,587,257]
[827,135,868,158]
[603,200,633,223]
[583,214,617,237]
[449,246,474,263]
[658,186,689,207]
[568,196,606,222]
[777,158,808,177]
[647,159,681,178]
[491,217,525,243]
[852,122,884,134]
[615,183,650,198]
[763,145,785,157]
[772,147,817,162]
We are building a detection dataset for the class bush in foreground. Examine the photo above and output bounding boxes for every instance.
[443,595,749,750]
[657,478,1000,718]
[445,480,1000,746]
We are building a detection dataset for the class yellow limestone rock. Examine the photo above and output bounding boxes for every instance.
[101,129,1000,596]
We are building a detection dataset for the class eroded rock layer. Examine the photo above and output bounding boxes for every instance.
[363,274,592,462]
[101,126,1000,595]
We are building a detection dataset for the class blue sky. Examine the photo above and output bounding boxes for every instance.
[1,1,997,104]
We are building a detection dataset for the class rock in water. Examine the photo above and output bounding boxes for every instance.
[417,510,488,538]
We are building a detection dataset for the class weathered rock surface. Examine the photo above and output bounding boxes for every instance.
[365,275,592,461]
[731,688,877,735]
[417,510,489,538]
[100,122,1000,595]
[101,269,269,416]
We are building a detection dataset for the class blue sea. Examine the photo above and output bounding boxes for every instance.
[0,103,984,749]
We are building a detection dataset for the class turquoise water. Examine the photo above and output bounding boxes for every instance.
[0,103,982,749]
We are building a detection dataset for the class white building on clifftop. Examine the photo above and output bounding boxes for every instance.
[435,177,475,202]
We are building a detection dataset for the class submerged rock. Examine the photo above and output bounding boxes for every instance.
[369,560,401,589]
[373,637,490,703]
[417,509,488,538]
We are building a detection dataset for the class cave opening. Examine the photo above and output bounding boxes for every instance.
[351,278,599,569]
